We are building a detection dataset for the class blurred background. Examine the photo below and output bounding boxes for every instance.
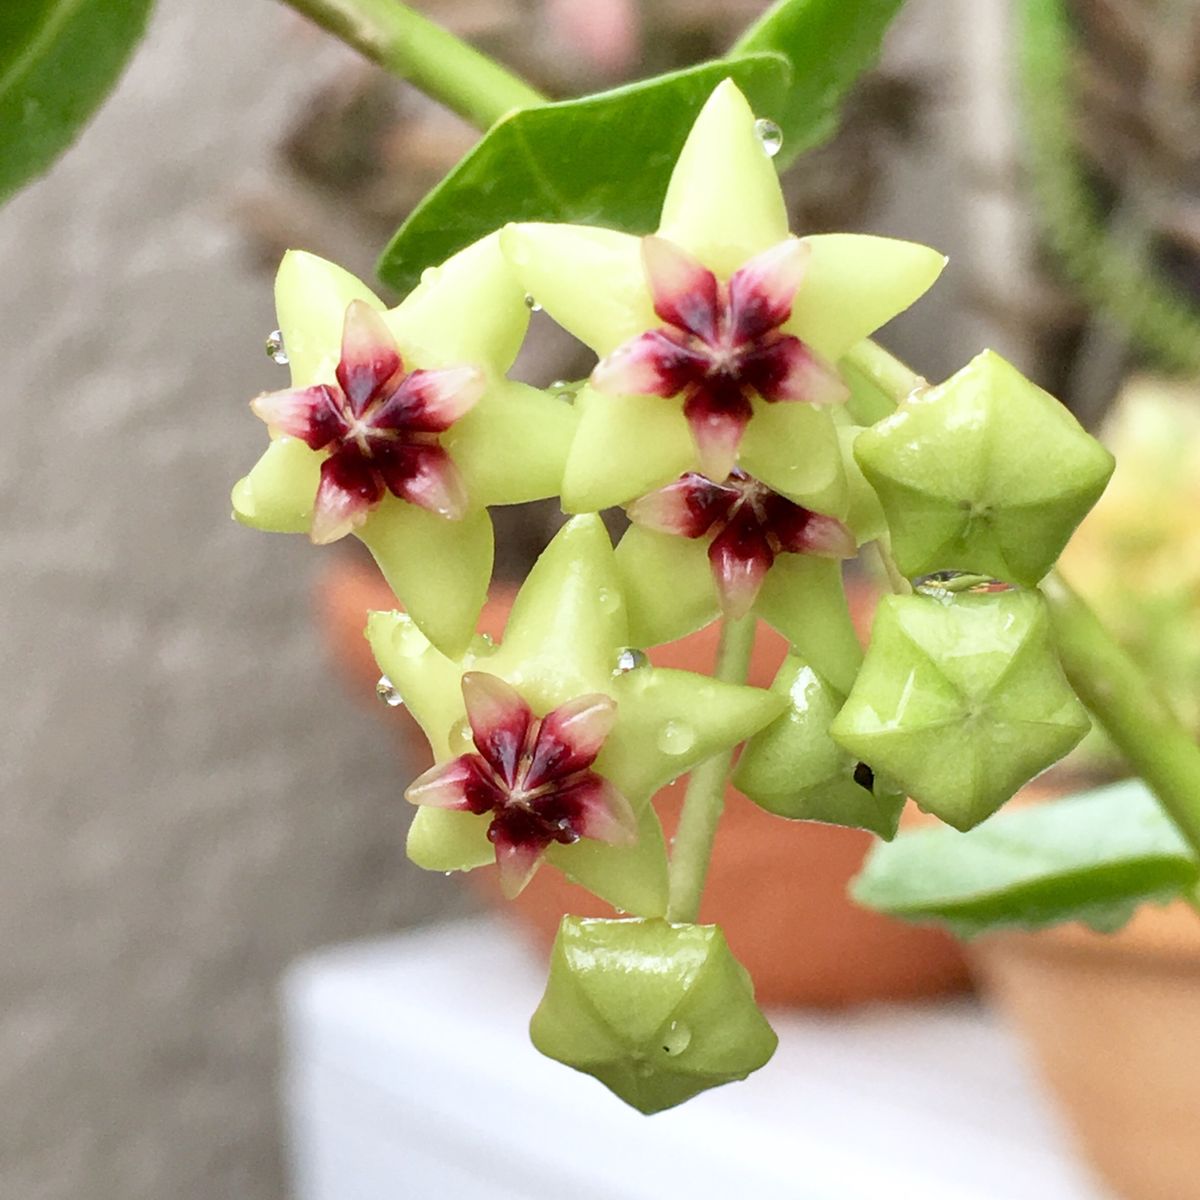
[3,0,1200,1197]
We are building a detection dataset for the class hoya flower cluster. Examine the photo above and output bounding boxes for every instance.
[233,81,1112,1112]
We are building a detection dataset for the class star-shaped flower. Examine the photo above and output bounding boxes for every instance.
[615,469,863,695]
[501,79,946,516]
[368,515,785,911]
[407,672,637,896]
[232,235,576,657]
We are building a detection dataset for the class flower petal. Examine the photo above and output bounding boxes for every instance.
[591,329,705,398]
[231,437,321,534]
[441,379,577,507]
[461,671,533,784]
[501,223,657,356]
[528,693,618,789]
[728,238,810,344]
[769,504,856,558]
[739,401,848,515]
[406,806,494,873]
[311,450,382,544]
[626,474,731,538]
[387,232,529,372]
[274,250,385,387]
[657,80,790,278]
[642,236,720,341]
[560,387,695,513]
[357,501,493,659]
[738,337,847,406]
[490,819,551,899]
[337,300,403,417]
[373,365,485,433]
[615,525,717,646]
[376,443,468,520]
[405,756,497,815]
[682,385,752,482]
[558,774,637,844]
[707,509,773,617]
[785,234,947,362]
[250,384,344,449]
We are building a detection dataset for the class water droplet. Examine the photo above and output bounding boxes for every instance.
[598,587,620,615]
[265,329,288,365]
[635,1058,655,1078]
[524,294,542,312]
[375,675,404,707]
[614,648,648,674]
[391,620,428,658]
[657,720,696,756]
[450,717,475,752]
[754,119,783,158]
[661,1020,691,1056]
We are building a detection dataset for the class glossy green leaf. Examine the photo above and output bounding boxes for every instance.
[0,0,154,205]
[731,0,904,165]
[377,54,792,294]
[851,780,1200,937]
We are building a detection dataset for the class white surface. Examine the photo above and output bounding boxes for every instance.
[282,920,1114,1200]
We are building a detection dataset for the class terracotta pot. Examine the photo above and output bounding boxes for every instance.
[317,556,969,1008]
[973,903,1200,1200]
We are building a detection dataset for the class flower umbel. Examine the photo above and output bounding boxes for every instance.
[593,237,845,479]
[406,672,636,896]
[252,300,484,543]
[628,469,854,617]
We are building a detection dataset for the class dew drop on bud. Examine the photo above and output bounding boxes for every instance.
[661,1020,691,1056]
[597,587,620,615]
[265,329,288,365]
[375,675,403,707]
[657,720,696,755]
[450,717,474,752]
[524,294,542,312]
[614,648,648,674]
[753,118,783,158]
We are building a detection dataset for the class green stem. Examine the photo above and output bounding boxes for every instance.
[1041,573,1200,861]
[280,0,546,130]
[839,338,926,424]
[667,615,757,923]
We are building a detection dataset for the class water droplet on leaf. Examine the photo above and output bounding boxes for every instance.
[375,675,403,707]
[753,119,783,158]
[265,329,288,364]
[657,720,696,755]
[524,294,542,312]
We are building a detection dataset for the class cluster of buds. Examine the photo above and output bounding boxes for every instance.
[233,82,1112,1111]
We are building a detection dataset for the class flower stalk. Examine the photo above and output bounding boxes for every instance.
[279,0,546,130]
[667,613,758,922]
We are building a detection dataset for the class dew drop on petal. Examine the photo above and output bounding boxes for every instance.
[524,293,542,312]
[375,674,404,707]
[450,717,475,752]
[598,587,620,615]
[265,329,288,365]
[614,648,648,674]
[753,119,783,158]
[657,720,696,755]
[661,1020,691,1056]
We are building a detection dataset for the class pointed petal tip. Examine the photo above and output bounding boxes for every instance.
[404,758,476,811]
[494,837,546,899]
[641,236,720,340]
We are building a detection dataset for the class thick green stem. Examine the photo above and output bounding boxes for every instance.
[280,0,546,130]
[1042,574,1200,861]
[839,339,926,424]
[667,615,757,923]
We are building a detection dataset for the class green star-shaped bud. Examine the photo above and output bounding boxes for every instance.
[530,916,777,1114]
[500,79,946,515]
[830,590,1091,831]
[733,654,906,839]
[367,515,784,915]
[854,350,1115,586]
[232,235,576,657]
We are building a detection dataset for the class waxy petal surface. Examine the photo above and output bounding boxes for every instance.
[337,300,402,416]
[231,437,321,535]
[727,238,810,344]
[657,79,789,277]
[643,236,721,340]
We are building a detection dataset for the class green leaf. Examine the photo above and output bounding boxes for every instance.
[377,54,792,294]
[730,0,904,164]
[0,0,154,205]
[851,780,1200,937]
